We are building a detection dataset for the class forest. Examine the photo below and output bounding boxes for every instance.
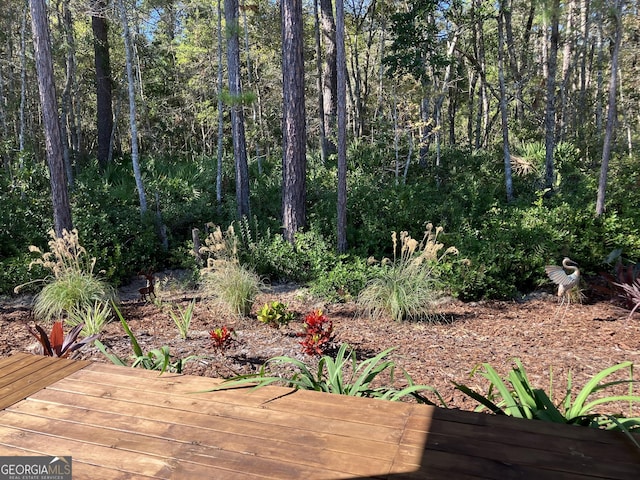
[0,0,639,301]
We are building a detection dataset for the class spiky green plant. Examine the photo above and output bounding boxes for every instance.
[208,343,447,405]
[358,224,458,321]
[67,300,113,336]
[454,359,640,444]
[169,299,195,339]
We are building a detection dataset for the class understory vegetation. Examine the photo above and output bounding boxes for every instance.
[2,142,639,302]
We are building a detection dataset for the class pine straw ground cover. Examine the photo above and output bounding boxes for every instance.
[1,272,640,416]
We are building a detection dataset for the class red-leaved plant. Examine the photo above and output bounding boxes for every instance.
[210,326,235,350]
[28,321,98,358]
[299,310,333,355]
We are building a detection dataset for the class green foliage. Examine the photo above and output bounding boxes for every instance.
[358,225,459,321]
[454,359,640,439]
[168,299,196,339]
[257,301,295,328]
[309,256,369,303]
[95,303,199,374]
[67,301,113,336]
[208,343,447,405]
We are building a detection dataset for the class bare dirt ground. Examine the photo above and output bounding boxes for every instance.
[2,271,640,415]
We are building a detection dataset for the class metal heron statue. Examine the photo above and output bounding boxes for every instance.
[545,257,581,302]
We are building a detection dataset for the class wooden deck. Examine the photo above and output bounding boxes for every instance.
[0,353,638,479]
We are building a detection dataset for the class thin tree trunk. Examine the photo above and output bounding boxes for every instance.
[595,0,624,216]
[19,3,28,164]
[314,0,327,163]
[544,0,560,190]
[119,0,147,215]
[59,0,75,187]
[29,0,73,236]
[216,0,224,207]
[336,0,347,253]
[497,5,513,202]
[225,0,250,219]
[320,0,337,154]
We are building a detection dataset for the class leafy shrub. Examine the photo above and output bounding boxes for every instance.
[358,225,458,321]
[309,255,369,302]
[257,301,295,328]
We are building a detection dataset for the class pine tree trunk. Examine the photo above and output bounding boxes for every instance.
[225,0,250,219]
[544,0,560,190]
[29,0,73,236]
[281,0,307,244]
[91,0,114,170]
[216,0,224,207]
[336,0,347,253]
[320,0,337,154]
[497,3,513,202]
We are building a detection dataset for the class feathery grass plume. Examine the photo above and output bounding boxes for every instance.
[16,229,115,321]
[199,222,263,316]
[358,224,458,322]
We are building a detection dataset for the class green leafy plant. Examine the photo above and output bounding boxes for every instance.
[208,343,447,405]
[454,359,640,439]
[15,229,115,321]
[169,299,195,339]
[95,303,198,374]
[67,301,113,336]
[209,326,235,350]
[28,321,98,358]
[299,310,333,355]
[358,224,458,322]
[257,301,295,328]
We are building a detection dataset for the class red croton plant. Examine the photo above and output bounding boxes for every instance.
[299,310,333,355]
[28,321,98,358]
[209,326,235,350]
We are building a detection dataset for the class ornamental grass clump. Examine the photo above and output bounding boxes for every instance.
[15,229,114,322]
[358,224,458,322]
[199,223,264,317]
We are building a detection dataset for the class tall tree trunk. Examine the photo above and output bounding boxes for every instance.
[281,0,307,243]
[320,0,337,155]
[596,0,624,216]
[335,0,347,253]
[314,0,328,163]
[544,0,560,190]
[216,0,224,207]
[59,0,75,187]
[497,4,513,202]
[29,0,73,236]
[91,0,114,170]
[225,0,250,219]
[119,0,147,215]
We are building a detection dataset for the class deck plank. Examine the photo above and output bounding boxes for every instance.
[0,354,638,479]
[0,353,90,409]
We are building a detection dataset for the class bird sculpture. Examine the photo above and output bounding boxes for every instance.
[545,257,581,300]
